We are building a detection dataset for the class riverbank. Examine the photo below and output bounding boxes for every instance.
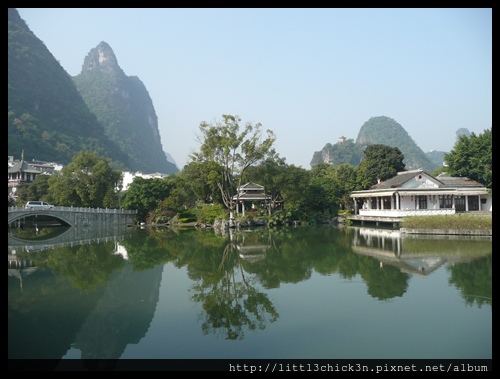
[399,213,492,236]
[142,213,492,236]
[400,227,492,236]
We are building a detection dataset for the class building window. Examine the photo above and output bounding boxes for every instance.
[439,195,453,209]
[417,195,427,209]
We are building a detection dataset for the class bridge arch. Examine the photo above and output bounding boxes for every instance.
[8,206,138,228]
[8,210,73,226]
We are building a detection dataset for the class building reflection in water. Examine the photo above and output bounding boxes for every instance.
[350,226,491,276]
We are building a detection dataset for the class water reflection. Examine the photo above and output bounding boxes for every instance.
[349,226,492,303]
[8,225,492,360]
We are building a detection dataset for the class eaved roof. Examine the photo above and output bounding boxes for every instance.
[370,169,442,189]
[435,173,484,188]
[7,160,42,174]
[352,169,487,197]
[232,182,271,201]
[238,182,264,190]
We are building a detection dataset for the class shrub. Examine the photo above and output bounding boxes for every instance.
[400,214,491,230]
[195,202,227,224]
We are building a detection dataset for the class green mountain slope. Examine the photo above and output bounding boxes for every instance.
[73,42,178,174]
[311,116,444,172]
[8,8,129,168]
[356,116,436,171]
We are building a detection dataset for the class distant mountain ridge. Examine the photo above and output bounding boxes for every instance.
[311,116,450,172]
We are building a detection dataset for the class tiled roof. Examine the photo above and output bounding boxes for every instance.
[370,170,436,189]
[239,182,264,190]
[370,170,485,190]
[7,160,42,174]
[436,174,483,187]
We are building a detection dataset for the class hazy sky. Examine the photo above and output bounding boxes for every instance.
[17,8,492,170]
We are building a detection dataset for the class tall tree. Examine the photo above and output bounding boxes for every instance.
[356,144,405,189]
[444,128,492,189]
[178,161,224,205]
[48,150,122,208]
[121,176,175,221]
[243,157,288,210]
[271,164,311,220]
[14,174,51,205]
[190,114,278,221]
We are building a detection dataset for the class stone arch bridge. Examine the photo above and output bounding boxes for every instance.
[8,206,137,228]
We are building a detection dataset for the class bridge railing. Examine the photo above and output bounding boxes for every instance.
[8,206,137,214]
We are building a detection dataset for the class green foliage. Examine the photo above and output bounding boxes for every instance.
[400,214,492,230]
[178,209,197,223]
[8,9,129,168]
[448,255,492,308]
[14,174,52,205]
[20,241,125,293]
[121,176,175,221]
[47,151,122,208]
[72,42,178,174]
[176,161,224,205]
[338,209,352,217]
[268,164,311,213]
[431,165,448,177]
[195,202,227,224]
[310,138,365,167]
[267,208,304,227]
[356,144,405,189]
[444,128,492,189]
[343,218,353,226]
[190,114,278,214]
[356,116,436,171]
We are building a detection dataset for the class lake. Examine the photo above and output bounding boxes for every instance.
[8,223,492,370]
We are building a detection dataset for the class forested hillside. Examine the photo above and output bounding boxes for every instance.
[73,42,178,174]
[311,116,444,172]
[8,8,129,168]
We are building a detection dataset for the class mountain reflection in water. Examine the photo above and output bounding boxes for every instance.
[8,225,492,361]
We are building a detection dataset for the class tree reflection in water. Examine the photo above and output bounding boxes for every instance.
[8,224,492,358]
[191,230,278,340]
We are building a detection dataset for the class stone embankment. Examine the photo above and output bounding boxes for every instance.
[400,228,492,236]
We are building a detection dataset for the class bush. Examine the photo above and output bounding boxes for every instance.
[400,214,492,230]
[195,202,227,224]
[178,208,197,222]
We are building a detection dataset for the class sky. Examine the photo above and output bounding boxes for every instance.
[16,8,492,170]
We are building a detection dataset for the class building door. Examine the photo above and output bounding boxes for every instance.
[455,196,466,212]
[467,196,479,211]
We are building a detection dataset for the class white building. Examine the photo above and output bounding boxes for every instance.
[350,169,491,218]
[121,171,170,191]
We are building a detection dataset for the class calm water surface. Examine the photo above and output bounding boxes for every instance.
[8,224,492,362]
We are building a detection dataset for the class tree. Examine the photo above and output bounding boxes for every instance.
[356,144,405,189]
[243,157,288,212]
[444,128,492,189]
[121,176,175,221]
[334,163,358,209]
[190,114,278,221]
[48,150,122,208]
[177,161,224,205]
[308,163,342,214]
[14,173,52,205]
[270,164,311,221]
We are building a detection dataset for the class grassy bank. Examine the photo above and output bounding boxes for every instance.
[400,214,492,230]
